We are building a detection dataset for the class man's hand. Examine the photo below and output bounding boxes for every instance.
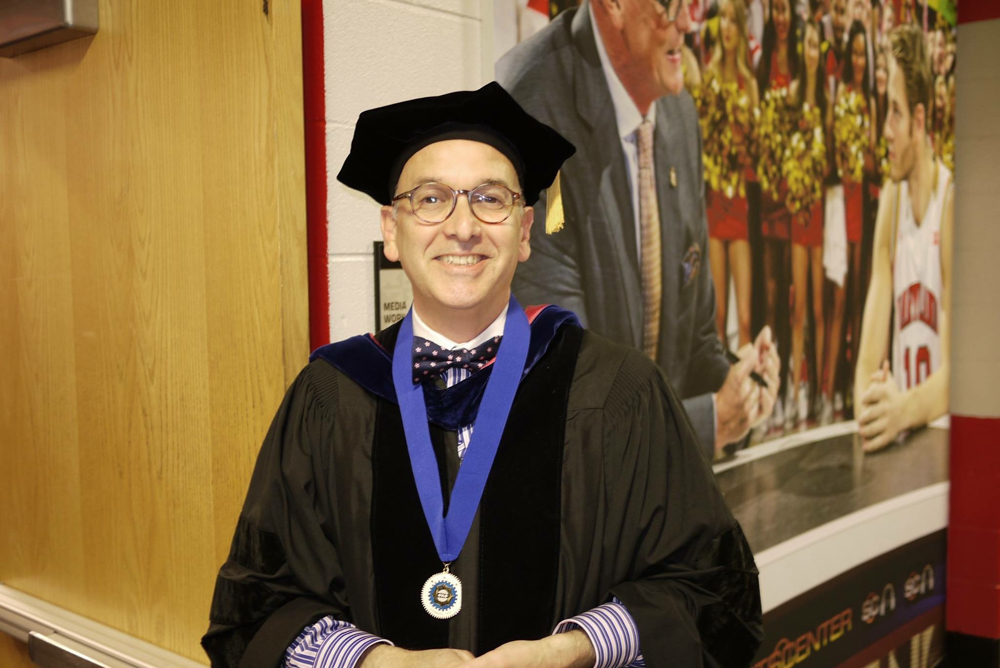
[360,645,474,668]
[858,361,907,452]
[751,326,781,425]
[714,344,761,454]
[464,630,595,668]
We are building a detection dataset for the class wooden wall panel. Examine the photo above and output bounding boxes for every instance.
[0,635,33,668]
[0,0,308,662]
[0,38,86,607]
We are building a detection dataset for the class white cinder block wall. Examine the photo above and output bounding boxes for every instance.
[323,0,492,340]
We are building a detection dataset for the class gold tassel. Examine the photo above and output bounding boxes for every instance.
[545,170,565,234]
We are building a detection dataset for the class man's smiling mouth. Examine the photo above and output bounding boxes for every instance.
[438,255,487,266]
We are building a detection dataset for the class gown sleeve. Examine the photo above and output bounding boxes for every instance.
[202,363,353,668]
[604,350,763,667]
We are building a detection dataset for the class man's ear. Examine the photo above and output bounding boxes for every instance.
[380,205,400,262]
[518,206,534,263]
[595,0,626,32]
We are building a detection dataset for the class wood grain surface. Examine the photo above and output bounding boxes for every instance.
[0,0,308,662]
[0,635,33,668]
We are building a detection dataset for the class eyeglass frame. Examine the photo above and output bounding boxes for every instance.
[391,182,525,225]
[654,0,688,23]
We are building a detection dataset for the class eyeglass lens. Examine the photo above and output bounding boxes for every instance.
[659,0,683,21]
[409,183,516,224]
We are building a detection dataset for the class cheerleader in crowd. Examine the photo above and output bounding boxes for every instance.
[704,0,759,348]
[933,27,948,77]
[947,72,956,149]
[809,0,826,26]
[947,72,955,113]
[785,18,830,429]
[823,19,875,423]
[943,31,956,76]
[932,73,946,144]
[875,47,889,142]
[870,0,883,49]
[852,0,874,61]
[874,44,890,214]
[756,0,799,429]
[933,74,954,170]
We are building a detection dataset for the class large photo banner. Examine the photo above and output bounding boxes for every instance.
[493,0,955,663]
[494,0,955,452]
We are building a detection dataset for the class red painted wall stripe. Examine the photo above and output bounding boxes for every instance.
[946,579,1000,639]
[947,414,1000,638]
[302,0,330,350]
[958,0,1000,24]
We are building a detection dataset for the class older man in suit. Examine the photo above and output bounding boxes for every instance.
[497,0,780,458]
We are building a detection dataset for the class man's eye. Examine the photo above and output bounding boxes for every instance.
[420,195,441,205]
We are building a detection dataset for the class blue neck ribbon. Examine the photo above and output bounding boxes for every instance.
[391,295,530,563]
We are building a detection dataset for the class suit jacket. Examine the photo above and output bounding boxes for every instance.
[497,3,730,457]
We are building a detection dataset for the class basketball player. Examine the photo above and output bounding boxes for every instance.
[854,23,953,453]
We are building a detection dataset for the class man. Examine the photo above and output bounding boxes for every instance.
[202,83,763,667]
[496,0,780,460]
[854,24,953,452]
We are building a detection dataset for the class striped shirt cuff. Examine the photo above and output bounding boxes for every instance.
[284,615,392,668]
[554,599,645,668]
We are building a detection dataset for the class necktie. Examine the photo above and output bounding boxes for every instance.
[637,120,662,361]
[412,336,502,384]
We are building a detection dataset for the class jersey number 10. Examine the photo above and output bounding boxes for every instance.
[903,345,931,390]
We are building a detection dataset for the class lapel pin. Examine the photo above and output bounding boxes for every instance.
[670,167,677,188]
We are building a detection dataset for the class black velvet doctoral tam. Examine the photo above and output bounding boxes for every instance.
[336,82,575,206]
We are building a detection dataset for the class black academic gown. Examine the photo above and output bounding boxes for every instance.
[202,308,763,667]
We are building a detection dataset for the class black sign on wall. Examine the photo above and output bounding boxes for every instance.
[753,530,947,668]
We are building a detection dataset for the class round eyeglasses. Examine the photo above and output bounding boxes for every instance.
[392,182,524,225]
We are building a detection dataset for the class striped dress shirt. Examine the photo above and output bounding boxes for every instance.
[284,306,646,667]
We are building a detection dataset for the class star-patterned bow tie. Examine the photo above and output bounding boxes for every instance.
[412,336,503,384]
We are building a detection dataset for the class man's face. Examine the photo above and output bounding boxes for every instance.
[615,0,693,99]
[832,0,848,44]
[381,140,533,323]
[884,57,922,182]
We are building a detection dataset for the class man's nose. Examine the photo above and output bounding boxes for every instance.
[442,195,481,240]
[676,0,693,34]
